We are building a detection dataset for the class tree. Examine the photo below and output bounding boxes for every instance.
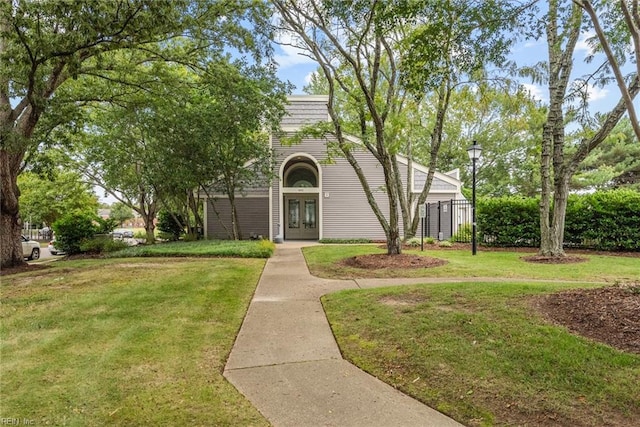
[273,0,520,254]
[534,0,639,257]
[17,170,99,227]
[1,0,185,267]
[109,202,134,226]
[573,0,640,141]
[414,82,545,198]
[181,62,288,240]
[573,118,640,191]
[1,0,274,267]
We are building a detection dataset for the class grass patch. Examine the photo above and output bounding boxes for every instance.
[304,245,640,282]
[1,258,268,426]
[111,239,275,259]
[322,282,640,426]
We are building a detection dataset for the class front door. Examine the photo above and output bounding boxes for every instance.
[284,194,319,240]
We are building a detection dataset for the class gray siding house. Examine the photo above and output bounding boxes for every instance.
[203,95,464,241]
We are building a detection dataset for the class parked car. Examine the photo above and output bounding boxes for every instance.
[113,229,134,239]
[48,239,65,255]
[21,235,40,260]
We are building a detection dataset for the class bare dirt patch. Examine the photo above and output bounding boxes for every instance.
[342,253,448,270]
[521,254,589,264]
[534,283,640,354]
[1,263,50,276]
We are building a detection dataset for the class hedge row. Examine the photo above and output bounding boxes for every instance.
[477,189,640,251]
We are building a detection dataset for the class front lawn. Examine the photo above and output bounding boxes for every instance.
[322,281,640,426]
[311,244,640,426]
[1,258,268,426]
[303,244,640,282]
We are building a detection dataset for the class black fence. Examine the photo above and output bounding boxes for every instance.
[423,199,473,242]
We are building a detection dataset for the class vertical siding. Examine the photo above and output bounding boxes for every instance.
[207,197,269,240]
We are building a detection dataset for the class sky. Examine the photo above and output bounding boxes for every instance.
[272,30,638,116]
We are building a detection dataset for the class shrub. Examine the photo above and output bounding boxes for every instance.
[438,240,453,247]
[95,217,119,234]
[52,213,98,255]
[405,237,422,247]
[477,196,539,247]
[80,236,129,254]
[451,223,472,242]
[258,239,276,257]
[157,210,185,241]
[476,189,640,251]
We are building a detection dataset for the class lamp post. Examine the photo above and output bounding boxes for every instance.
[467,142,482,256]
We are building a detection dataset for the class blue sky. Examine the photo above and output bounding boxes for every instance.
[272,30,638,116]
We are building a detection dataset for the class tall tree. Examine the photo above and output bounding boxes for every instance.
[573,118,640,191]
[535,0,639,257]
[17,170,99,228]
[182,62,288,240]
[273,0,519,254]
[414,82,545,198]
[573,0,640,140]
[109,202,135,226]
[0,0,273,267]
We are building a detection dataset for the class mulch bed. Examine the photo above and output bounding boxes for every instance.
[533,284,640,354]
[521,255,588,264]
[343,253,448,269]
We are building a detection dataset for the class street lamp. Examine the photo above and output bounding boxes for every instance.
[467,142,482,255]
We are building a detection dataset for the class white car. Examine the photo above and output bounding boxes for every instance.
[48,239,65,255]
[21,236,40,261]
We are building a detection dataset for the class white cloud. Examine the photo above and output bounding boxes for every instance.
[587,83,609,102]
[273,32,317,69]
[304,70,317,85]
[522,83,546,102]
[576,31,597,57]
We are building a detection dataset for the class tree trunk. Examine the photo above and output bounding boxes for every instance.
[0,150,27,268]
[141,200,157,244]
[540,177,571,257]
[382,154,402,255]
[228,192,241,240]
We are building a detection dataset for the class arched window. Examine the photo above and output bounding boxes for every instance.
[286,167,317,187]
[283,159,318,188]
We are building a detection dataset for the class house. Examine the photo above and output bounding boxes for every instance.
[203,95,465,241]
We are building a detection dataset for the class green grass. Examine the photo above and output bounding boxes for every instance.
[111,239,275,258]
[322,282,640,426]
[1,258,268,426]
[304,244,640,282]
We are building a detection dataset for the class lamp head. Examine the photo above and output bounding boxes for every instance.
[467,142,482,161]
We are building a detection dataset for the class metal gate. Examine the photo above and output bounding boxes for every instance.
[424,199,473,242]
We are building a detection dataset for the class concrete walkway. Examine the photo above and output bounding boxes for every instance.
[223,243,463,427]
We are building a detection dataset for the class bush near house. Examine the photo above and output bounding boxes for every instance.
[52,213,99,255]
[52,213,124,255]
[157,210,185,241]
[477,189,640,251]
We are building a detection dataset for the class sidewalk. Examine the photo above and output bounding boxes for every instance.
[223,243,463,427]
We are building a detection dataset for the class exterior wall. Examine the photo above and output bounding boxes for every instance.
[271,133,395,241]
[204,95,464,241]
[414,170,458,192]
[280,95,330,128]
[206,196,269,240]
[321,150,392,240]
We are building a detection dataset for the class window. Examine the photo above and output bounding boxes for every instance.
[285,166,317,187]
[288,199,300,228]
